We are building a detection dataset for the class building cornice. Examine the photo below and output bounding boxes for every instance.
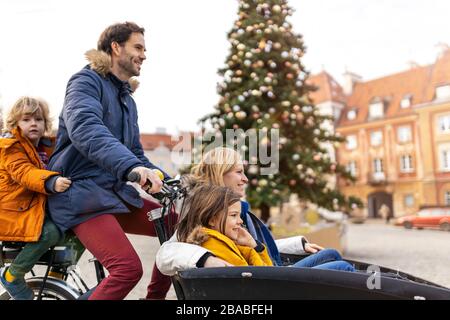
[336,114,418,132]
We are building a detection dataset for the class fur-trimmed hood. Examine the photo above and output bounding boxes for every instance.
[186,225,210,245]
[84,49,140,93]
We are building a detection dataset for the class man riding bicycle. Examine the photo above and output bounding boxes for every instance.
[47,21,174,300]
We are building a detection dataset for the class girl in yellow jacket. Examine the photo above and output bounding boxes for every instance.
[0,97,71,299]
[177,184,273,267]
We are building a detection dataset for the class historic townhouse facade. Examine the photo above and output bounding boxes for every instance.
[309,49,450,218]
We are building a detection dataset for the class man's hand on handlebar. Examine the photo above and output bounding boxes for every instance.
[130,167,163,193]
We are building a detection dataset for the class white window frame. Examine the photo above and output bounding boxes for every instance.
[397,126,412,143]
[400,154,414,172]
[369,102,384,119]
[373,158,384,173]
[404,194,415,207]
[445,191,450,206]
[370,131,383,146]
[346,161,357,177]
[442,149,450,171]
[435,85,450,100]
[438,115,450,133]
[346,135,357,150]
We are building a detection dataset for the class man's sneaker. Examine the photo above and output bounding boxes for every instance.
[0,267,34,300]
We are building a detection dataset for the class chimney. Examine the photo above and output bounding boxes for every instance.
[435,42,450,59]
[342,69,362,95]
[155,127,167,134]
[407,61,420,69]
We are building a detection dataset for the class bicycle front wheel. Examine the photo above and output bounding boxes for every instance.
[0,277,80,300]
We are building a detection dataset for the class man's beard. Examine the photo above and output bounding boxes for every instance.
[118,57,140,78]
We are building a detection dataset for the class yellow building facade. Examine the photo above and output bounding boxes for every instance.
[311,50,450,218]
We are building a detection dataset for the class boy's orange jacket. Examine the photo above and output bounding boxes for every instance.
[0,128,59,242]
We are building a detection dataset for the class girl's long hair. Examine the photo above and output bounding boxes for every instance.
[177,184,241,243]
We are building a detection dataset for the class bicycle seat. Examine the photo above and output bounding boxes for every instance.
[37,247,76,266]
[1,243,76,267]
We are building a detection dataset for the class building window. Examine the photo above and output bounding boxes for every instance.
[445,191,450,206]
[368,102,384,119]
[370,131,383,146]
[400,96,412,108]
[404,194,415,207]
[397,126,412,143]
[346,161,357,177]
[400,155,414,172]
[438,115,450,133]
[373,158,384,173]
[442,149,450,171]
[347,109,357,120]
[372,158,385,181]
[435,85,450,100]
[346,135,357,150]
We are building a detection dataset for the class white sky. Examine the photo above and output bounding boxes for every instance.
[1,0,450,134]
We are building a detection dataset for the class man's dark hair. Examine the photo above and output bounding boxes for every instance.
[97,22,145,54]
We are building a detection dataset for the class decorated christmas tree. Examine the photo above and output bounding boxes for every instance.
[198,0,358,221]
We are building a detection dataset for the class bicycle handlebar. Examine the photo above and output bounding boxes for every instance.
[127,171,143,183]
[127,171,152,187]
[127,171,186,202]
[128,171,186,243]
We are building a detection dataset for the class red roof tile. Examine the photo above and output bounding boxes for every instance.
[140,133,178,151]
[307,71,347,105]
[140,132,194,151]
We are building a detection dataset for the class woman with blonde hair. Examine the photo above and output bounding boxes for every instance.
[156,147,354,274]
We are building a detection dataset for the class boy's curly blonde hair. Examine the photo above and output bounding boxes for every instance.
[4,96,52,134]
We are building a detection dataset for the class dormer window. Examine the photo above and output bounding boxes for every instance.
[400,95,412,108]
[435,85,450,100]
[347,109,357,120]
[369,101,384,119]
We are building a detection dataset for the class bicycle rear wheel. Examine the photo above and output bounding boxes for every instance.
[0,277,80,300]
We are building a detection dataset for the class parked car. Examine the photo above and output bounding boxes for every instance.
[395,207,450,231]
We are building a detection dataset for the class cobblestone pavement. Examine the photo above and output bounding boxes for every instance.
[73,219,449,299]
[344,219,450,288]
